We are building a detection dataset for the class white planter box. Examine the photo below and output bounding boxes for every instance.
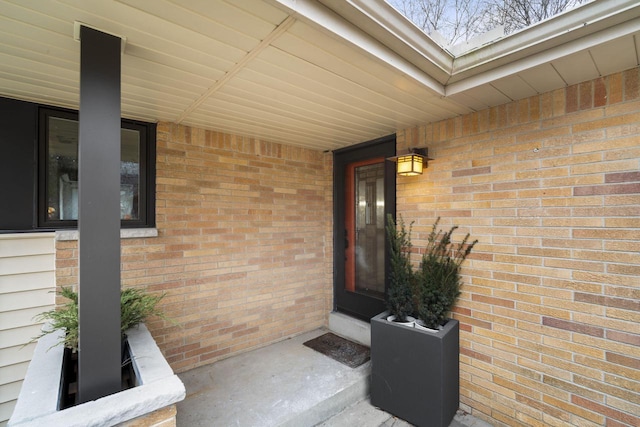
[9,324,185,427]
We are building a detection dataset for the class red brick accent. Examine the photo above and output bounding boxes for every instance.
[574,292,640,311]
[572,395,640,426]
[472,294,515,308]
[606,352,640,370]
[580,81,593,110]
[624,68,639,100]
[460,347,492,364]
[594,78,607,107]
[451,166,491,177]
[606,330,640,346]
[573,183,640,196]
[606,171,640,183]
[542,317,604,338]
[566,84,579,113]
[609,73,623,104]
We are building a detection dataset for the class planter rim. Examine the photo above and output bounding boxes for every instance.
[9,323,185,427]
[372,311,459,336]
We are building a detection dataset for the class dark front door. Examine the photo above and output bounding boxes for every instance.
[334,135,396,321]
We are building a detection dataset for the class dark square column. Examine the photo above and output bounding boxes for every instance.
[77,25,122,403]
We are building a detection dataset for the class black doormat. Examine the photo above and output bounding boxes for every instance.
[303,332,370,368]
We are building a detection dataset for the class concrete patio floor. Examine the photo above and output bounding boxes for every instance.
[176,328,492,427]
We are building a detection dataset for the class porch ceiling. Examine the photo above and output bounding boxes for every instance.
[1,0,639,151]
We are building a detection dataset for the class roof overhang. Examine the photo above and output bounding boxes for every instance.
[0,0,638,151]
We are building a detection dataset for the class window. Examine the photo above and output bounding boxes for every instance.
[38,107,155,229]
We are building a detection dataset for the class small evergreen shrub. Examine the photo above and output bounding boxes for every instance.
[386,214,477,329]
[416,218,477,329]
[34,287,167,351]
[386,214,416,322]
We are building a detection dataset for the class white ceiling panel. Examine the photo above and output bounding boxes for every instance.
[118,0,266,52]
[248,50,424,127]
[121,56,213,90]
[447,92,488,112]
[518,64,566,94]
[451,85,512,111]
[551,51,600,86]
[272,29,440,116]
[589,35,639,77]
[491,75,537,100]
[217,83,384,136]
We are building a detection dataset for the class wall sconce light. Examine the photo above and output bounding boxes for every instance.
[389,147,431,176]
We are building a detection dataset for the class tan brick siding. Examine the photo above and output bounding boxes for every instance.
[56,125,334,373]
[118,405,176,427]
[396,67,640,426]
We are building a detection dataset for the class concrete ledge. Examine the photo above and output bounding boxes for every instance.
[329,312,371,347]
[281,369,369,427]
[55,228,158,241]
[9,324,185,427]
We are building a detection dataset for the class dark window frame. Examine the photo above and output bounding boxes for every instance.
[38,106,156,229]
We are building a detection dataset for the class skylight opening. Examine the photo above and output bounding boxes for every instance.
[386,0,592,51]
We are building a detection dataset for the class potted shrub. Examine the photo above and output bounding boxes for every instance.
[415,218,477,331]
[35,286,167,352]
[33,286,167,408]
[385,215,416,325]
[371,216,477,427]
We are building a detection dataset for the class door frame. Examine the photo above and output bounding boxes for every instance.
[333,134,396,321]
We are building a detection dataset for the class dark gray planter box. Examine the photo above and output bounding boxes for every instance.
[370,311,459,427]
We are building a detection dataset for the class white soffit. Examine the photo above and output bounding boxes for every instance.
[0,0,639,151]
[450,0,640,78]
[446,0,640,99]
[269,0,445,96]
[317,0,454,83]
[448,85,511,111]
[517,64,567,94]
[589,35,640,77]
[552,50,601,86]
[491,75,537,102]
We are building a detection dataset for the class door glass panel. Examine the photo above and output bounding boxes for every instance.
[353,162,385,297]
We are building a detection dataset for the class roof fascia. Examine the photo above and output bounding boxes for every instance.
[323,0,455,82]
[269,0,446,95]
[270,0,640,104]
[447,15,640,96]
[449,0,640,83]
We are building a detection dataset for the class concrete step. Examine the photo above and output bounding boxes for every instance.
[176,328,370,427]
[319,399,495,427]
[328,311,371,347]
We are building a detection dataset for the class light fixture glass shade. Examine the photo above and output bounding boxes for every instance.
[396,154,423,176]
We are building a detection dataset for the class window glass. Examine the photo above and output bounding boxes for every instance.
[45,116,142,222]
[120,128,140,220]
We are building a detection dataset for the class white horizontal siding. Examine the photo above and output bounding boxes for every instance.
[0,362,29,386]
[0,271,54,294]
[0,233,55,426]
[0,399,16,427]
[0,325,43,349]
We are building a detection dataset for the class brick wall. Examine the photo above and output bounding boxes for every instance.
[119,405,176,427]
[396,67,640,426]
[56,123,334,373]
